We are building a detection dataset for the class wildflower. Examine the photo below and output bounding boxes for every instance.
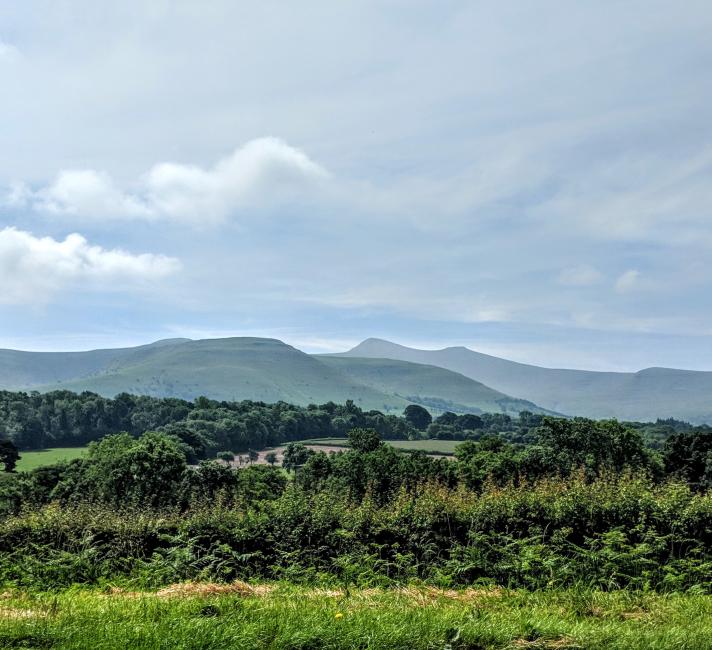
[335,612,343,619]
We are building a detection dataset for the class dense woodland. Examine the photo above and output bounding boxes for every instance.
[0,390,710,593]
[1,389,709,455]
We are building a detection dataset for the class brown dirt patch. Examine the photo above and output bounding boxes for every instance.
[394,586,504,604]
[0,606,45,620]
[155,581,272,598]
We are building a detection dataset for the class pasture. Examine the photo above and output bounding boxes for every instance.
[15,447,88,472]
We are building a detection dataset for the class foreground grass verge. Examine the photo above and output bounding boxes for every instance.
[0,584,710,649]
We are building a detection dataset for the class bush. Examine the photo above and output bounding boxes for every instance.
[0,474,708,591]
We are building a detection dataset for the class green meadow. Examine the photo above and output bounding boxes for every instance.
[14,447,88,472]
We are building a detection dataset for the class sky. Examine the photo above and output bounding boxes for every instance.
[1,1,711,371]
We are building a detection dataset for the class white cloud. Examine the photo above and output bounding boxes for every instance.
[145,137,328,223]
[36,170,152,218]
[557,265,604,287]
[615,269,641,294]
[14,138,328,225]
[0,227,180,304]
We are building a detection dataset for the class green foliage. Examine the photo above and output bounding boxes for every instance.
[282,443,312,472]
[455,436,520,490]
[0,474,709,592]
[0,391,419,457]
[216,451,235,463]
[347,427,382,453]
[71,432,187,509]
[0,440,19,472]
[534,417,649,476]
[404,404,432,430]
[0,391,710,602]
[664,429,712,489]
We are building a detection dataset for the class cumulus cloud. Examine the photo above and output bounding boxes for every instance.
[615,269,641,294]
[35,170,152,218]
[13,138,328,225]
[0,227,180,304]
[557,265,604,287]
[145,137,329,222]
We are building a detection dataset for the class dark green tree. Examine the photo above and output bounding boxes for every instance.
[298,451,333,490]
[347,427,382,453]
[79,432,187,508]
[0,440,20,472]
[282,442,312,472]
[404,404,432,430]
[434,411,458,426]
[664,430,712,489]
[184,460,238,503]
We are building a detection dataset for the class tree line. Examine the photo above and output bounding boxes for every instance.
[3,390,707,459]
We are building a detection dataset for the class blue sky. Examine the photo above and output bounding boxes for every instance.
[1,1,711,371]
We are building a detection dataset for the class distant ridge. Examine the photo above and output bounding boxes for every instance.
[0,337,550,416]
[316,355,555,416]
[336,338,712,423]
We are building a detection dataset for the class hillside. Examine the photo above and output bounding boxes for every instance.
[0,339,192,390]
[25,338,404,411]
[0,337,551,416]
[316,356,552,415]
[338,339,712,423]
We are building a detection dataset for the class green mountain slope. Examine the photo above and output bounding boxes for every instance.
[316,356,553,415]
[0,339,191,390]
[27,338,404,411]
[0,337,552,416]
[338,339,712,423]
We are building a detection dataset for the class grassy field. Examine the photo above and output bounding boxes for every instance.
[300,437,462,455]
[389,439,462,454]
[0,584,709,649]
[15,447,88,472]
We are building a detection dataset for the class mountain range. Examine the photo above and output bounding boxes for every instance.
[0,336,710,423]
[0,337,547,416]
[336,338,712,423]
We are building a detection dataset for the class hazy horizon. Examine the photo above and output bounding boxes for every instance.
[2,332,711,375]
